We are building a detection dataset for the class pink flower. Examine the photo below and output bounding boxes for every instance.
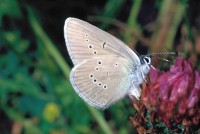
[132,57,200,133]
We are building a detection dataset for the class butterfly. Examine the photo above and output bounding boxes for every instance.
[64,17,151,109]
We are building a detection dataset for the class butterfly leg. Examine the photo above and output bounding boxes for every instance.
[140,69,148,83]
[150,65,155,69]
[128,85,141,100]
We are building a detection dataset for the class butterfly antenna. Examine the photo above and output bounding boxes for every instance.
[149,52,180,56]
[147,51,179,62]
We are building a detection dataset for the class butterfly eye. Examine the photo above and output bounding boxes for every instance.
[143,56,151,64]
[85,33,88,37]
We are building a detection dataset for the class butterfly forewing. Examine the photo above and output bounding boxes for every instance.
[70,55,134,109]
[64,17,140,65]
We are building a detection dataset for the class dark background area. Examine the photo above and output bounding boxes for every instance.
[1,0,200,133]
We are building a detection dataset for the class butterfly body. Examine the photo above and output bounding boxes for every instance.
[64,17,151,109]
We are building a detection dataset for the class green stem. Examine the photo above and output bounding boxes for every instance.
[27,7,70,78]
[124,0,143,44]
[165,1,187,50]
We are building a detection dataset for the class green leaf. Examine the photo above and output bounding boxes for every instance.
[0,0,22,25]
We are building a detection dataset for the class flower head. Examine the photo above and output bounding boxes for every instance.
[131,57,200,133]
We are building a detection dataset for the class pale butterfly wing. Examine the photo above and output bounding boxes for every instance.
[64,17,140,65]
[64,17,147,109]
[70,55,135,109]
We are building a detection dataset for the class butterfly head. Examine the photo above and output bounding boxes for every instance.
[138,55,152,77]
[140,55,152,66]
[139,52,178,75]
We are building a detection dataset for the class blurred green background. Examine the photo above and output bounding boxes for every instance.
[0,0,199,134]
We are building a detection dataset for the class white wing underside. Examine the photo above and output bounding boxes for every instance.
[64,18,143,109]
[70,55,137,109]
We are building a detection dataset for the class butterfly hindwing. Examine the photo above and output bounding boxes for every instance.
[70,55,134,109]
